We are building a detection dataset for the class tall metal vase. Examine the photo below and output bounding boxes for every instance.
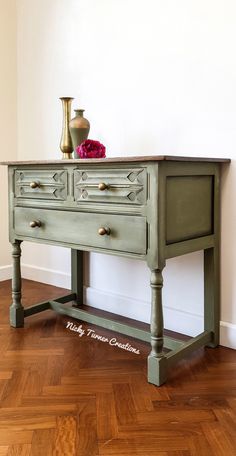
[59,97,74,159]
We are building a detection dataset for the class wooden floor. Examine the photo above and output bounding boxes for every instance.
[0,279,235,455]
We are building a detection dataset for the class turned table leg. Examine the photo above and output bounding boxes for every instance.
[10,240,24,327]
[148,268,167,386]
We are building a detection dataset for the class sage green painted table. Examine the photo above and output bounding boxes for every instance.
[2,155,229,385]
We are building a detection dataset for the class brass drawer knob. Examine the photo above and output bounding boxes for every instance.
[98,227,111,236]
[29,220,42,228]
[98,182,108,191]
[30,181,40,189]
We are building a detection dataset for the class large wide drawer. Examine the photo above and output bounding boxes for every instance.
[14,169,67,200]
[74,167,147,205]
[14,207,147,255]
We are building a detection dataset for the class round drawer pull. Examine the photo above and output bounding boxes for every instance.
[29,220,42,228]
[98,227,111,236]
[30,181,40,189]
[98,182,108,191]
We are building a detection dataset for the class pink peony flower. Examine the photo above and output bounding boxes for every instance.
[76,139,106,159]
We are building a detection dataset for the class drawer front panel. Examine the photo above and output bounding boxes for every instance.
[14,169,67,200]
[74,168,147,205]
[14,207,147,255]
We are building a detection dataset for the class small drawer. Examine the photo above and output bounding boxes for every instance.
[14,169,67,200]
[14,207,147,255]
[74,168,147,205]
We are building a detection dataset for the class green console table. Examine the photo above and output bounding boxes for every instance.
[2,155,229,385]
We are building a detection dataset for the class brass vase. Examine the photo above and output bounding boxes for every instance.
[59,97,74,159]
[69,109,90,157]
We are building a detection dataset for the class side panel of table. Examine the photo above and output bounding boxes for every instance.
[147,161,220,384]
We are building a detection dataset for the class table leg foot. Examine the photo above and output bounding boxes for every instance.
[10,305,24,327]
[148,355,167,386]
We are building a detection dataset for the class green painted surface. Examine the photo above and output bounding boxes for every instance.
[14,169,67,200]
[49,300,183,350]
[24,293,76,317]
[166,331,212,365]
[148,355,167,386]
[166,175,213,243]
[204,248,220,347]
[150,269,164,357]
[74,167,147,205]
[71,250,83,306]
[10,241,24,327]
[5,158,226,386]
[14,207,147,255]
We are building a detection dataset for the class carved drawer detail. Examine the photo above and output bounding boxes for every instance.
[14,169,67,200]
[74,168,147,205]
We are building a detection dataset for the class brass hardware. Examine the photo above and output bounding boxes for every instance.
[98,227,111,236]
[98,182,108,191]
[30,181,40,189]
[29,220,42,228]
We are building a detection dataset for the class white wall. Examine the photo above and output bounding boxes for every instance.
[14,0,236,347]
[0,0,17,278]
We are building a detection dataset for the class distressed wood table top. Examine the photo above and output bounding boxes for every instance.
[0,155,230,165]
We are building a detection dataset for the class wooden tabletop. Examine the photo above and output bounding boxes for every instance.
[0,155,230,165]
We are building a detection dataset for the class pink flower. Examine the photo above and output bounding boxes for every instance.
[76,139,106,159]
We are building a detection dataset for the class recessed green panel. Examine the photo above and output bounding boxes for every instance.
[166,175,213,244]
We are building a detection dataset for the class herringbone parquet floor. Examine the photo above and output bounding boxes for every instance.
[0,279,235,455]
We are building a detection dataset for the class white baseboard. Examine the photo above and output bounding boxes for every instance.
[84,285,203,337]
[219,321,236,350]
[18,264,236,350]
[0,265,12,281]
[21,263,70,289]
[85,287,236,349]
